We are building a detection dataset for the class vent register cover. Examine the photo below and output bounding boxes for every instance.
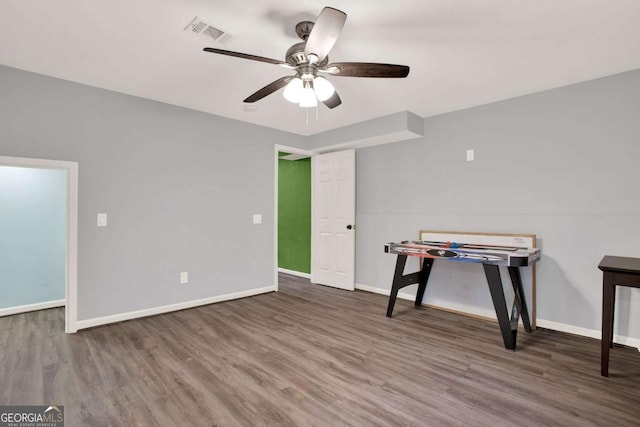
[184,17,231,43]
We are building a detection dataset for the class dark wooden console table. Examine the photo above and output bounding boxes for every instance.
[598,255,640,377]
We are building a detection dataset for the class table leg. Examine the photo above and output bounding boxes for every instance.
[601,274,615,377]
[484,264,516,350]
[415,258,434,307]
[610,286,615,349]
[386,255,408,317]
[508,267,532,333]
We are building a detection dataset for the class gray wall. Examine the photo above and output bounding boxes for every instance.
[356,69,640,341]
[3,63,640,342]
[0,65,302,321]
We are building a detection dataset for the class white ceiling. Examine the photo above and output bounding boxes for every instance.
[1,0,639,136]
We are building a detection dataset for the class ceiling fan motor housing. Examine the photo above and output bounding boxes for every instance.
[286,41,329,68]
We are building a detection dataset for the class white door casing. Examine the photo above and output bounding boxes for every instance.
[311,150,355,290]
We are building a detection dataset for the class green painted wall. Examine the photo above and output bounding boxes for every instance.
[278,157,311,273]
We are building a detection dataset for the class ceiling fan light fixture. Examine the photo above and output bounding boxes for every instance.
[299,81,318,108]
[203,7,410,110]
[313,76,335,101]
[283,77,303,103]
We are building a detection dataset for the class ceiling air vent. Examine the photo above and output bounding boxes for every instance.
[184,17,231,43]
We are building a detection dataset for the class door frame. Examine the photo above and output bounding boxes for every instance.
[0,155,78,333]
[273,145,314,291]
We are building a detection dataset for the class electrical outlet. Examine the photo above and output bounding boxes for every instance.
[180,272,188,284]
[97,213,108,227]
[466,149,475,162]
[253,214,262,224]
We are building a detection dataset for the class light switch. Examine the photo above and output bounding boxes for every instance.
[253,214,262,224]
[466,149,475,162]
[97,213,108,227]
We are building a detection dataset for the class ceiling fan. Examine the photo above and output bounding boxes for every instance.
[203,7,410,109]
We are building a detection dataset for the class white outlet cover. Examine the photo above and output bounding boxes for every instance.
[180,272,188,284]
[97,213,108,227]
[253,214,262,224]
[466,149,475,162]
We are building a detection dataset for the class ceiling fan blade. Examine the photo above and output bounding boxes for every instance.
[322,62,410,78]
[203,47,292,69]
[304,7,347,63]
[322,91,342,109]
[243,76,294,103]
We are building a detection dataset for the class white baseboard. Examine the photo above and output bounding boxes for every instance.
[76,285,275,331]
[356,283,414,300]
[0,299,65,317]
[536,319,640,351]
[278,268,311,279]
[356,283,640,352]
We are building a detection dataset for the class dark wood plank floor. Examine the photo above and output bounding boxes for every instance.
[1,273,639,426]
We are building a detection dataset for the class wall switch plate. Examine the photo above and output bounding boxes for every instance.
[180,272,188,284]
[466,149,475,162]
[253,214,262,224]
[97,213,108,227]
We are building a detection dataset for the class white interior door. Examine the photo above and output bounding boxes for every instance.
[311,149,355,290]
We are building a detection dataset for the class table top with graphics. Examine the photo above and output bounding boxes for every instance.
[384,240,540,267]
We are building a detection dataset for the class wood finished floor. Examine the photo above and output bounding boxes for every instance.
[1,274,639,426]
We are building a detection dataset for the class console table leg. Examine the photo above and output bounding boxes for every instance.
[601,276,615,377]
[610,286,616,349]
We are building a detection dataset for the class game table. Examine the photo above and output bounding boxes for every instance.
[384,232,540,350]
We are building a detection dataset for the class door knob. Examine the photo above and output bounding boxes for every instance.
[346,224,354,230]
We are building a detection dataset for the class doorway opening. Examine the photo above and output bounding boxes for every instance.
[0,156,78,333]
[274,146,356,292]
[278,151,312,277]
[274,145,313,291]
